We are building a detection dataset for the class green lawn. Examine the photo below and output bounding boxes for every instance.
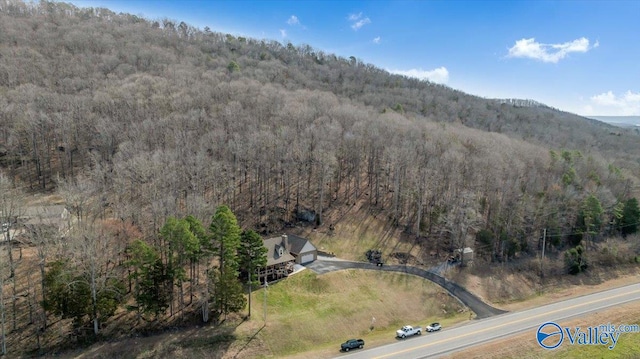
[244,269,468,357]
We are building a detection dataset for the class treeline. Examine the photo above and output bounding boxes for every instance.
[0,2,637,263]
[1,173,266,354]
[1,0,639,189]
[44,205,266,331]
[0,0,637,233]
[0,1,638,256]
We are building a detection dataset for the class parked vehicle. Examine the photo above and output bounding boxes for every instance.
[426,322,442,332]
[366,249,384,266]
[341,338,364,351]
[396,325,422,338]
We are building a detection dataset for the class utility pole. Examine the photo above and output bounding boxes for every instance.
[1,274,6,355]
[247,271,252,318]
[263,276,268,324]
[540,228,546,277]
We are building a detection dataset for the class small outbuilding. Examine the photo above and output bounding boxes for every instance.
[456,247,474,265]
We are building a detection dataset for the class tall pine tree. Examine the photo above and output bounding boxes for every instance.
[239,230,267,317]
[621,198,640,236]
[126,239,172,321]
[208,205,245,320]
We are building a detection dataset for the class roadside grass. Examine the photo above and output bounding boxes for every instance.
[548,316,640,359]
[552,334,640,359]
[486,328,640,359]
[244,269,467,357]
[446,301,640,359]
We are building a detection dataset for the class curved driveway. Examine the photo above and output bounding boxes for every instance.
[304,258,506,319]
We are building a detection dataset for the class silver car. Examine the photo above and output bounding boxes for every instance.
[426,322,442,332]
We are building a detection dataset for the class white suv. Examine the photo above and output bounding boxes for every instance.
[426,323,442,332]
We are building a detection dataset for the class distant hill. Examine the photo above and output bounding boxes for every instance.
[588,116,640,128]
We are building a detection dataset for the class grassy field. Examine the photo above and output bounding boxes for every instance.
[244,269,468,358]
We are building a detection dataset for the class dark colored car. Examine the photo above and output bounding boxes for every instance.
[366,249,384,266]
[341,338,365,351]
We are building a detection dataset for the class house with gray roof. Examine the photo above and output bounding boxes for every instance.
[257,234,317,282]
[21,205,70,232]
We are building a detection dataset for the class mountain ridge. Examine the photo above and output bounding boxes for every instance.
[588,116,640,128]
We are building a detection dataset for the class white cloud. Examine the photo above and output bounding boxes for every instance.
[585,90,640,115]
[389,67,449,84]
[625,90,640,102]
[348,12,371,31]
[287,15,300,26]
[352,18,371,30]
[591,91,620,106]
[348,12,362,21]
[507,37,597,63]
[279,29,287,38]
[373,36,381,44]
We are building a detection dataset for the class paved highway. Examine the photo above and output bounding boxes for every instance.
[336,283,640,359]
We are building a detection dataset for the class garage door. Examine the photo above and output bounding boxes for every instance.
[300,253,315,264]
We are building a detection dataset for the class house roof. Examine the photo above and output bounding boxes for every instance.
[22,205,68,218]
[263,235,295,266]
[286,234,317,255]
[21,205,70,227]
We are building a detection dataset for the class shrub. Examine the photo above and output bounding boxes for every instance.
[565,245,588,275]
[227,60,240,72]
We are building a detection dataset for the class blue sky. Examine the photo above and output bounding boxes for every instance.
[64,0,640,117]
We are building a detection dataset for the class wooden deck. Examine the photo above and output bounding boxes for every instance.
[258,261,295,282]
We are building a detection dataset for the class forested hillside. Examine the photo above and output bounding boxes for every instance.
[1,0,640,355]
